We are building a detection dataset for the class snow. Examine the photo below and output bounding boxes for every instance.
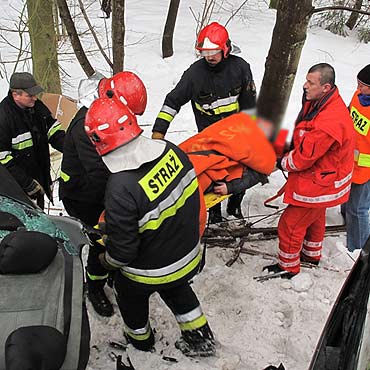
[0,1,368,369]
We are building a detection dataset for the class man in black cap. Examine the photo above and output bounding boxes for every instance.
[0,72,65,208]
[345,64,370,251]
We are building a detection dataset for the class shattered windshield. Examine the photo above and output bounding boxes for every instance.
[0,195,79,255]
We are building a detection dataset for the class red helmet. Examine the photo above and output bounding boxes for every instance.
[85,97,143,156]
[99,71,147,115]
[196,22,231,58]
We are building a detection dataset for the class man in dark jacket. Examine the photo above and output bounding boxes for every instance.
[152,22,256,222]
[0,72,65,208]
[59,72,113,317]
[86,96,216,357]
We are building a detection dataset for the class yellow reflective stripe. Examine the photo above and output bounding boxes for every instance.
[195,101,240,116]
[358,152,370,167]
[158,111,174,123]
[351,106,370,136]
[126,330,151,341]
[0,154,13,165]
[12,139,33,150]
[179,315,207,331]
[48,122,62,140]
[121,249,202,285]
[59,170,70,182]
[139,177,198,233]
[139,149,184,202]
[213,101,239,115]
[86,271,109,281]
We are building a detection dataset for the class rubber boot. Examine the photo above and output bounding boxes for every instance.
[175,323,216,357]
[87,278,114,317]
[208,203,222,224]
[226,193,244,219]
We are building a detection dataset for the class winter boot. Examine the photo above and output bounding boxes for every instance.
[300,254,320,266]
[226,193,244,219]
[175,323,216,357]
[208,203,222,224]
[262,263,297,279]
[87,278,114,317]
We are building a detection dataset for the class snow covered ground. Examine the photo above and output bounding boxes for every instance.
[0,1,368,369]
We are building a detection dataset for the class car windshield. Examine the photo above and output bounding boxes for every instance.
[0,165,79,255]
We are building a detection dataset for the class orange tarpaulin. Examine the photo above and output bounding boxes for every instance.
[179,112,276,235]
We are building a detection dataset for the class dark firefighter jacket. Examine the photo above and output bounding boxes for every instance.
[0,91,64,199]
[104,140,202,288]
[153,55,256,135]
[59,107,110,204]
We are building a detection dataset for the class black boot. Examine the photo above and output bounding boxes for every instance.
[208,203,222,224]
[226,193,244,219]
[87,278,114,317]
[175,323,216,357]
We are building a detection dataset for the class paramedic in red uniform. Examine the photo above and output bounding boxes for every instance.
[268,63,354,277]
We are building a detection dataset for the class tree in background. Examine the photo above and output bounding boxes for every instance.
[111,0,125,73]
[27,0,61,94]
[162,0,180,58]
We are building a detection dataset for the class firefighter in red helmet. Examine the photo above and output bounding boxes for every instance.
[59,71,147,317]
[86,96,215,357]
[152,22,257,223]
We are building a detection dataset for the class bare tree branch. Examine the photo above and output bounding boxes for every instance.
[225,0,249,27]
[77,0,113,69]
[311,5,370,16]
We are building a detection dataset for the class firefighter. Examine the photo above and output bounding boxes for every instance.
[152,22,257,223]
[59,71,147,317]
[0,72,65,209]
[267,63,354,277]
[345,64,370,251]
[85,96,216,357]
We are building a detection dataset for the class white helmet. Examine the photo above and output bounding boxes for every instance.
[78,71,106,108]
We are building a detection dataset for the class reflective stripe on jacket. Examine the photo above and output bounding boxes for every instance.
[104,141,201,288]
[153,55,256,135]
[349,90,370,184]
[281,87,355,208]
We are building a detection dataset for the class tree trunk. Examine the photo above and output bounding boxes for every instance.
[162,0,181,58]
[345,0,363,30]
[112,0,125,73]
[257,0,313,131]
[55,0,94,77]
[27,0,61,94]
[269,0,279,9]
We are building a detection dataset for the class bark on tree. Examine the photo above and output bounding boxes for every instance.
[112,0,125,73]
[55,0,95,77]
[27,0,61,94]
[346,0,363,30]
[257,0,313,130]
[162,0,180,58]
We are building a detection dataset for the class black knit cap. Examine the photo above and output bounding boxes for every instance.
[357,64,370,87]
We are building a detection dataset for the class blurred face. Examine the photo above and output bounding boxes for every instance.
[12,90,37,109]
[357,80,370,95]
[303,71,332,101]
[204,51,223,66]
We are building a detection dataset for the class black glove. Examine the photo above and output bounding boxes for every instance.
[24,179,45,199]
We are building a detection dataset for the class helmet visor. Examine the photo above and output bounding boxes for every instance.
[199,49,222,57]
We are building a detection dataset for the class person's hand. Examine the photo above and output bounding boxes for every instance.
[25,179,45,199]
[213,182,228,195]
[152,131,165,140]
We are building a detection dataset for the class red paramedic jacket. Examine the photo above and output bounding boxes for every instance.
[280,87,355,208]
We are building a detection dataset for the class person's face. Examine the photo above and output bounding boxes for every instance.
[357,80,370,95]
[12,90,38,109]
[303,71,331,101]
[204,51,223,66]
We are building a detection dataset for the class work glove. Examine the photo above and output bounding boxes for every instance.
[24,179,45,199]
[151,131,165,140]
